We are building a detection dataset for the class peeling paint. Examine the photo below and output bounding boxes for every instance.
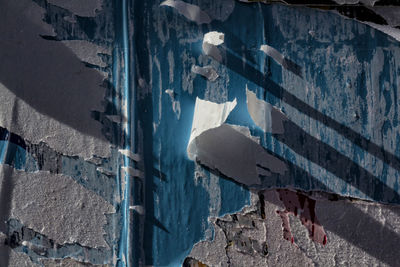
[160,0,212,25]
[0,165,115,249]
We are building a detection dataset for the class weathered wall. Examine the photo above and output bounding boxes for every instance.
[1,0,400,266]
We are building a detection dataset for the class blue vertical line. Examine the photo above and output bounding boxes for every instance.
[121,0,132,265]
[114,0,132,265]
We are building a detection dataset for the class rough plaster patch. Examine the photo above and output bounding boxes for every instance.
[189,192,268,267]
[62,40,111,68]
[0,246,40,267]
[41,257,110,266]
[0,0,111,159]
[0,165,115,249]
[0,83,110,159]
[189,189,400,266]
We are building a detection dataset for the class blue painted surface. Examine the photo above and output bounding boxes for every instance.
[130,1,400,266]
[1,1,400,266]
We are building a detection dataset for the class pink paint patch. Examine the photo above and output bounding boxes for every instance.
[276,189,327,245]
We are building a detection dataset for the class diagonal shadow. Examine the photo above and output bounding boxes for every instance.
[261,185,400,266]
[274,119,400,203]
[318,198,400,266]
[213,40,400,203]
[198,140,400,266]
[0,0,118,144]
[220,30,400,176]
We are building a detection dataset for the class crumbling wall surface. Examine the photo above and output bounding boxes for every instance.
[133,0,400,266]
[0,0,122,266]
[187,190,400,266]
[2,0,400,266]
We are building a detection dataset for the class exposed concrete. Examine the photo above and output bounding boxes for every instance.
[41,257,110,266]
[188,189,400,266]
[0,165,115,249]
[0,0,112,159]
[62,40,111,68]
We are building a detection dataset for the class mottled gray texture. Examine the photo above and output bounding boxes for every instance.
[47,0,103,17]
[189,192,269,267]
[0,247,40,267]
[0,0,111,159]
[62,40,111,68]
[41,257,110,266]
[189,190,400,266]
[0,165,115,249]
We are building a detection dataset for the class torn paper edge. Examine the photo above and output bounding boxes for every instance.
[160,0,211,24]
[246,86,287,134]
[187,97,237,160]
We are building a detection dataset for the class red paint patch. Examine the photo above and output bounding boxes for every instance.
[275,189,327,245]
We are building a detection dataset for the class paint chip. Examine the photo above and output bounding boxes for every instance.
[246,87,287,134]
[191,65,219,82]
[160,0,211,24]
[202,32,225,62]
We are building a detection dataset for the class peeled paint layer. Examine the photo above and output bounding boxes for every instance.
[62,40,111,68]
[0,84,110,160]
[0,0,111,159]
[195,124,288,186]
[246,87,287,134]
[0,165,115,248]
[160,0,211,25]
[187,97,236,160]
[202,31,225,62]
[189,189,400,266]
[191,65,219,82]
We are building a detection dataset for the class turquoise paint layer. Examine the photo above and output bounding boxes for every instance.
[129,1,400,266]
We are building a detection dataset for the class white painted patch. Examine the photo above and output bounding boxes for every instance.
[160,0,211,24]
[187,97,237,160]
[62,40,111,68]
[246,86,287,134]
[202,31,225,62]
